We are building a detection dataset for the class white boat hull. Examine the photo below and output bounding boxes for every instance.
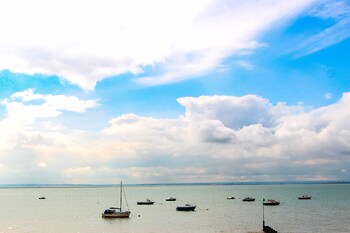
[102,211,131,218]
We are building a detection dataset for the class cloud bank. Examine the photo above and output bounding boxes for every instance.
[0,90,349,184]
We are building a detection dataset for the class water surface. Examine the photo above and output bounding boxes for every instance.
[0,184,349,232]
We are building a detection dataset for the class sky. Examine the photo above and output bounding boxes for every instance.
[0,0,349,184]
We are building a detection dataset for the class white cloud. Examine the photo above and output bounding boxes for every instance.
[1,91,350,184]
[0,0,316,90]
[309,0,350,19]
[38,162,47,168]
[8,89,98,116]
[177,95,278,129]
[65,166,93,176]
[236,60,254,70]
[91,93,350,183]
[103,113,184,143]
[296,0,350,57]
[11,89,43,102]
[0,89,98,151]
[295,17,350,57]
[324,92,332,99]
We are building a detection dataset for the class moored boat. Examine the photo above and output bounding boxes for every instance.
[298,194,311,200]
[137,199,155,205]
[176,204,196,211]
[263,199,280,206]
[166,197,176,201]
[227,196,235,199]
[102,207,131,218]
[102,182,131,218]
[242,197,255,202]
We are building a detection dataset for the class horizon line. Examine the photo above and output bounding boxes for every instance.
[1,180,349,188]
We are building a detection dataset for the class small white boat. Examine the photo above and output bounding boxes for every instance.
[166,197,176,201]
[102,182,131,218]
[227,196,235,200]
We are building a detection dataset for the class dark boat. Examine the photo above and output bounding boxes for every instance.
[263,199,280,206]
[39,197,46,200]
[137,199,155,205]
[166,197,176,201]
[298,194,311,200]
[176,204,196,211]
[227,196,235,200]
[242,197,255,202]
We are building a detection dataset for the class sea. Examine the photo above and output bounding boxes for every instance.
[0,183,349,233]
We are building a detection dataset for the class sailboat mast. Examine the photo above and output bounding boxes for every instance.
[120,181,122,210]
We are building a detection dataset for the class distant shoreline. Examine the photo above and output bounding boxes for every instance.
[0,180,349,188]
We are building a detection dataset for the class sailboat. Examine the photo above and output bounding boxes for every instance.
[102,182,131,218]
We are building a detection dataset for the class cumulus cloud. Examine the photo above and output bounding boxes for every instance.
[1,89,98,128]
[96,93,350,183]
[0,89,98,151]
[178,95,281,129]
[1,91,350,183]
[0,0,316,90]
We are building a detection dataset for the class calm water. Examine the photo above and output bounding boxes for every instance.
[0,184,349,233]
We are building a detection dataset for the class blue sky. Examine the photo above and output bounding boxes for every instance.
[0,0,349,184]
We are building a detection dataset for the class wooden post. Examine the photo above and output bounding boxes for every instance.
[263,198,265,229]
